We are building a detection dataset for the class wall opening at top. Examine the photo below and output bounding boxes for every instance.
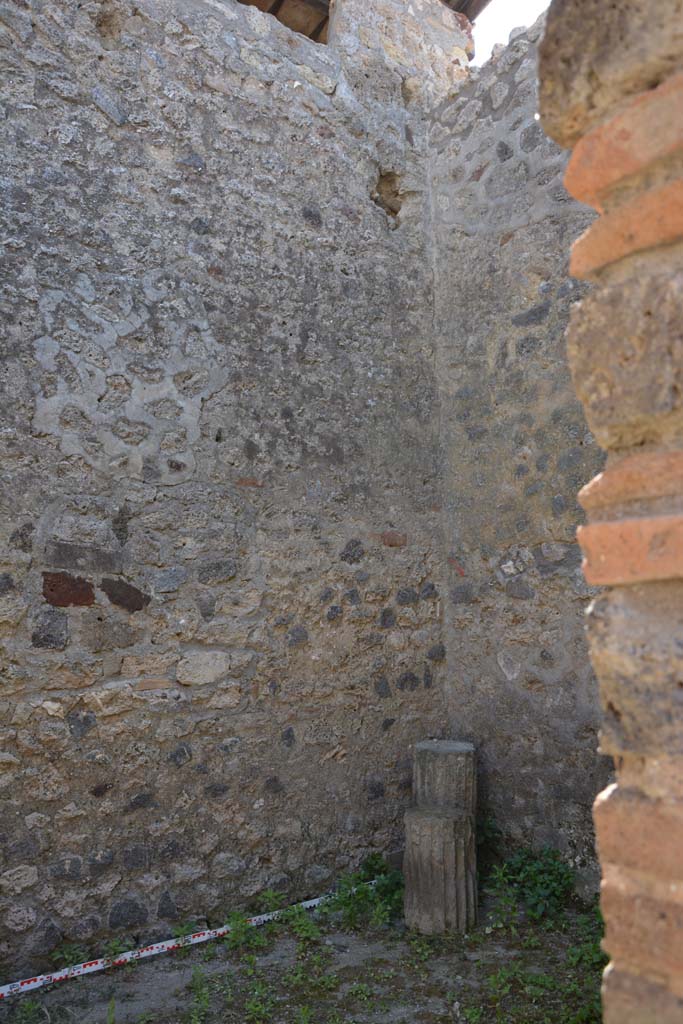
[236,0,330,42]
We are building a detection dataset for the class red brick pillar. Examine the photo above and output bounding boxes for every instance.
[539,4,683,1022]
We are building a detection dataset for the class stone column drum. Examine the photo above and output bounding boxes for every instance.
[540,3,683,1021]
[404,740,477,934]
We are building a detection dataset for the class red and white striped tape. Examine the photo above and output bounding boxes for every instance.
[0,893,331,1001]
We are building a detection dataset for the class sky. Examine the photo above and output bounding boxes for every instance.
[472,0,550,65]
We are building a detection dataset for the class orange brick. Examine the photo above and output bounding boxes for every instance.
[595,784,683,879]
[602,868,683,980]
[566,71,683,209]
[578,514,683,584]
[603,965,683,1024]
[579,452,683,514]
[570,180,683,279]
[620,755,683,803]
[133,678,176,691]
[372,530,408,548]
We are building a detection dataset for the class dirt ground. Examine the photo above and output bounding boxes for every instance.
[0,887,604,1024]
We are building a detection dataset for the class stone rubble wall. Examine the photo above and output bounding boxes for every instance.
[428,20,611,878]
[0,0,471,971]
[0,0,607,972]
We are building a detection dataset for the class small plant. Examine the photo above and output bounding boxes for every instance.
[487,846,575,930]
[294,1007,314,1024]
[200,943,216,962]
[223,911,267,953]
[565,907,607,1023]
[284,960,308,988]
[485,963,515,1000]
[462,1009,484,1024]
[323,855,403,930]
[256,888,285,912]
[107,998,117,1024]
[477,814,502,852]
[568,908,607,970]
[103,937,129,962]
[284,942,339,995]
[189,966,211,1024]
[487,863,520,933]
[49,941,89,968]
[213,973,233,1005]
[172,920,198,959]
[244,978,276,1023]
[281,904,321,945]
[12,999,44,1024]
[408,934,433,962]
[505,847,575,921]
[347,982,373,1003]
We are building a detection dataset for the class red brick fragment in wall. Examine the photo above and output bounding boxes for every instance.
[374,530,408,548]
[578,514,683,585]
[579,451,683,513]
[570,179,683,279]
[42,570,95,607]
[595,784,683,879]
[602,965,683,1024]
[565,71,683,208]
[601,866,683,983]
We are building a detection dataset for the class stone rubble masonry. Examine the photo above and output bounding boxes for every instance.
[429,15,608,878]
[540,1,683,1020]
[0,0,467,973]
[0,0,605,973]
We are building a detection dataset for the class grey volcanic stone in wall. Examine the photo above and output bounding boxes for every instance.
[0,0,470,973]
[428,19,612,875]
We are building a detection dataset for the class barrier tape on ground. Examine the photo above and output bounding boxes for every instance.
[0,891,336,1001]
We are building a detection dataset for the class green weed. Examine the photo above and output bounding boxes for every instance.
[323,855,403,930]
[103,937,129,962]
[564,907,606,1024]
[107,998,117,1024]
[188,966,211,1024]
[347,982,373,1004]
[223,911,268,953]
[49,942,89,969]
[213,973,233,1005]
[244,978,276,1023]
[172,920,198,959]
[256,888,285,912]
[281,904,321,945]
[11,1000,44,1024]
[487,847,575,927]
